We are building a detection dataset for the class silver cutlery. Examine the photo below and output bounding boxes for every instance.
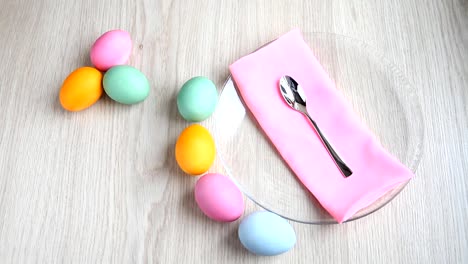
[279,75,353,177]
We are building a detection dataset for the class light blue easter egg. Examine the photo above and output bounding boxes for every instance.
[177,76,218,122]
[103,65,150,104]
[238,211,296,256]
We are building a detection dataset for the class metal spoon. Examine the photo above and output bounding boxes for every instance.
[279,75,353,177]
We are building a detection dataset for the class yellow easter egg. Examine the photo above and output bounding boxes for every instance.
[59,67,103,111]
[175,124,216,175]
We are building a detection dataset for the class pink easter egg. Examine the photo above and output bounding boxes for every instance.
[90,29,132,71]
[194,173,244,222]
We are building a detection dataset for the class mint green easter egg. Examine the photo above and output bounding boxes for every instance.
[103,65,150,104]
[177,76,218,122]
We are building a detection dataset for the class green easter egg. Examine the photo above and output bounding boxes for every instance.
[177,76,218,122]
[103,65,150,104]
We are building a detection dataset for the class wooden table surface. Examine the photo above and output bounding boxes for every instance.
[0,0,467,263]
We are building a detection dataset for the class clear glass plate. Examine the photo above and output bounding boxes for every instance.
[207,32,424,224]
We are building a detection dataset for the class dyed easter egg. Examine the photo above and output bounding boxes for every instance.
[59,67,103,111]
[90,29,132,71]
[238,211,296,256]
[177,76,218,122]
[195,173,244,222]
[175,124,215,175]
[103,65,150,104]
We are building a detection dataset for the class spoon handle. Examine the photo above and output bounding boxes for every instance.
[304,113,353,177]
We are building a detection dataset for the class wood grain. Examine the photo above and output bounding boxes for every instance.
[0,0,466,263]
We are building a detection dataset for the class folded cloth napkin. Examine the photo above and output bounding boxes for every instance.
[229,29,413,223]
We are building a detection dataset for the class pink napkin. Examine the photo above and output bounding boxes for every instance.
[229,29,413,223]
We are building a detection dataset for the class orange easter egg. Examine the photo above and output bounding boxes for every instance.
[59,67,103,111]
[175,124,216,175]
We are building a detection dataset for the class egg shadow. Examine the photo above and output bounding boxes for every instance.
[78,50,92,67]
[180,185,251,257]
[98,92,114,105]
[180,179,249,231]
[224,223,248,257]
[180,188,230,228]
[181,189,199,216]
[53,93,66,114]
[169,90,186,124]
